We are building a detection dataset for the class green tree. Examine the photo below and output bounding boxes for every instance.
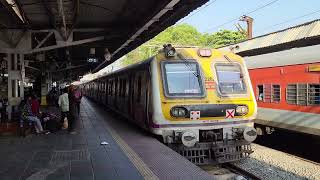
[206,30,246,48]
[121,24,246,66]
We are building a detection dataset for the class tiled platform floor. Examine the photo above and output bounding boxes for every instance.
[0,98,214,180]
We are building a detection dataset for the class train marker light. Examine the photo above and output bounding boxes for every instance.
[163,44,176,57]
[236,105,248,116]
[171,107,187,117]
[198,48,212,57]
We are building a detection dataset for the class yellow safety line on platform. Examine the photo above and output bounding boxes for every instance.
[105,123,159,180]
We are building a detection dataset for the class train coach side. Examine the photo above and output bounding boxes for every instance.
[246,44,320,136]
[82,59,153,130]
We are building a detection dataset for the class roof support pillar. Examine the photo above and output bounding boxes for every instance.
[6,52,24,121]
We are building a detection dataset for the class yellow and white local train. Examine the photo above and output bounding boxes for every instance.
[82,45,257,164]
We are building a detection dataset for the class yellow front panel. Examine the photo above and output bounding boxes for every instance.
[156,48,256,122]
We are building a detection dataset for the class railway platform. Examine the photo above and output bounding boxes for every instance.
[0,98,214,180]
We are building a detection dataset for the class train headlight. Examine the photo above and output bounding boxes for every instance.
[243,127,257,142]
[163,44,176,57]
[236,105,248,116]
[197,48,212,57]
[182,131,197,147]
[171,107,187,117]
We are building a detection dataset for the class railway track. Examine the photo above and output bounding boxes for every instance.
[255,130,320,163]
[201,163,261,180]
[222,163,261,180]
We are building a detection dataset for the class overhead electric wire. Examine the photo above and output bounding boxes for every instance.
[178,0,217,24]
[205,0,281,32]
[258,9,320,33]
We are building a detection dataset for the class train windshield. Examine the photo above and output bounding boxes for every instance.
[215,63,247,94]
[162,61,204,97]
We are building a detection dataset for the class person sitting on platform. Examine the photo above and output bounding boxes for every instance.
[21,96,49,134]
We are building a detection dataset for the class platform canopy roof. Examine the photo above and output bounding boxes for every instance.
[0,0,207,82]
[219,19,320,57]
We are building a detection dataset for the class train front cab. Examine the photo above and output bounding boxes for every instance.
[149,47,258,164]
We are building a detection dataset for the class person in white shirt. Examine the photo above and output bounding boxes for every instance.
[58,88,69,127]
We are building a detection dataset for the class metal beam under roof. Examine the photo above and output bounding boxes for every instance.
[0,0,208,81]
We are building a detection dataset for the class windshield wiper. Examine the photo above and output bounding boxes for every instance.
[176,52,199,78]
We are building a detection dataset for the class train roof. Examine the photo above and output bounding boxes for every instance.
[219,19,320,57]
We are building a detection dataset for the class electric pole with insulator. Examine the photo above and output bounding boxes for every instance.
[240,15,254,39]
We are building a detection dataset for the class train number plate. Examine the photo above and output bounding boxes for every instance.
[226,109,235,118]
[190,111,200,120]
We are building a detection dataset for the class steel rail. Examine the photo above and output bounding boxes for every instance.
[222,163,261,180]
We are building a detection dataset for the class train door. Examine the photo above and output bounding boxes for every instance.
[108,79,113,107]
[120,77,127,113]
[133,70,148,128]
[124,76,129,115]
[145,69,152,129]
[129,73,135,117]
[105,78,108,105]
[111,78,115,107]
[115,77,119,109]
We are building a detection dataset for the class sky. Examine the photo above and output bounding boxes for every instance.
[176,0,320,37]
[87,0,320,79]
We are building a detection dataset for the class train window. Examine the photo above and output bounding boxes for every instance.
[286,84,297,104]
[308,84,320,105]
[161,61,204,97]
[263,84,272,102]
[215,63,246,95]
[297,84,307,105]
[257,85,264,101]
[272,85,281,102]
[286,84,320,105]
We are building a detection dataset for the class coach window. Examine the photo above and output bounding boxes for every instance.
[286,84,297,105]
[162,61,204,97]
[215,63,246,95]
[271,85,281,102]
[257,85,264,101]
[263,84,272,102]
[286,84,308,105]
[308,84,320,105]
[297,84,307,105]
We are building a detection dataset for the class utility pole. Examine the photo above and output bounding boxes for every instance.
[240,15,254,39]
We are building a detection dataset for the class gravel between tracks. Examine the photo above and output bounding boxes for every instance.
[231,144,320,180]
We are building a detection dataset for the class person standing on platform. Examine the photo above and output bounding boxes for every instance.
[68,85,78,134]
[74,87,82,115]
[58,88,69,128]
